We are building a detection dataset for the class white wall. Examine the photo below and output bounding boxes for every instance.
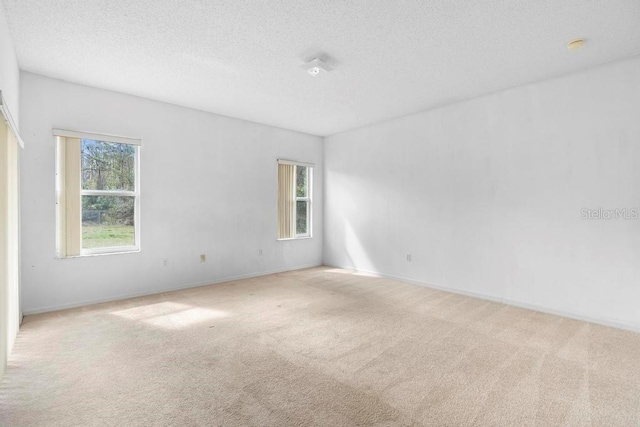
[325,56,640,331]
[0,3,18,122]
[20,72,323,314]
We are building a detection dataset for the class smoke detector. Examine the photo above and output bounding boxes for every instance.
[302,58,332,77]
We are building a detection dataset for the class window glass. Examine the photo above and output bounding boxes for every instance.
[82,139,135,191]
[82,195,135,249]
[296,200,308,235]
[296,166,307,198]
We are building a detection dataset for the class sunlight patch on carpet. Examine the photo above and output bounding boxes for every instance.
[111,301,229,329]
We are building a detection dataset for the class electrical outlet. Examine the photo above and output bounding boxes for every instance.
[200,254,206,263]
[406,254,412,262]
[163,258,169,267]
[258,249,263,256]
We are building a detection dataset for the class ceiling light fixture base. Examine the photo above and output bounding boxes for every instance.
[302,58,332,77]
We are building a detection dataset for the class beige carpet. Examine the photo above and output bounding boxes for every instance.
[1,267,639,426]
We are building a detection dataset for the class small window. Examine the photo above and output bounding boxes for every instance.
[55,129,141,257]
[278,160,313,239]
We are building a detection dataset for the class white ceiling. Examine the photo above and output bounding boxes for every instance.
[3,1,640,136]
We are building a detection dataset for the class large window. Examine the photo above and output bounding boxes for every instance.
[55,129,140,257]
[278,160,313,239]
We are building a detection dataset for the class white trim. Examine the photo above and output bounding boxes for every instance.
[81,190,136,197]
[277,159,315,168]
[53,128,141,146]
[22,263,322,315]
[277,236,313,241]
[134,144,141,252]
[81,245,139,256]
[325,263,640,334]
[0,91,25,148]
[59,248,140,259]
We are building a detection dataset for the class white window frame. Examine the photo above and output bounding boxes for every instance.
[277,159,313,240]
[295,165,312,238]
[54,129,141,257]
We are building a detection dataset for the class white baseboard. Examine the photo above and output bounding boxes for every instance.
[325,263,640,334]
[23,263,322,316]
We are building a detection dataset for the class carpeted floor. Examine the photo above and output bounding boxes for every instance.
[1,267,639,426]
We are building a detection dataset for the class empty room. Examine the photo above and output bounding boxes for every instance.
[1,0,639,425]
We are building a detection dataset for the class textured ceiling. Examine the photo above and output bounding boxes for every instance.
[2,0,640,136]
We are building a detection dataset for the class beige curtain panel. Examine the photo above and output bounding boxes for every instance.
[55,136,82,257]
[0,116,21,378]
[278,163,296,239]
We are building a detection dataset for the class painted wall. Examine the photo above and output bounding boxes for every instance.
[0,3,18,122]
[20,72,323,314]
[324,56,640,331]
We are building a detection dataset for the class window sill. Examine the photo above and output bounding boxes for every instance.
[277,236,313,241]
[57,248,140,259]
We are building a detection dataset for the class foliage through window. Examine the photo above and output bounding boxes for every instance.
[81,140,136,249]
[295,166,309,235]
[278,160,312,239]
[55,130,140,256]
